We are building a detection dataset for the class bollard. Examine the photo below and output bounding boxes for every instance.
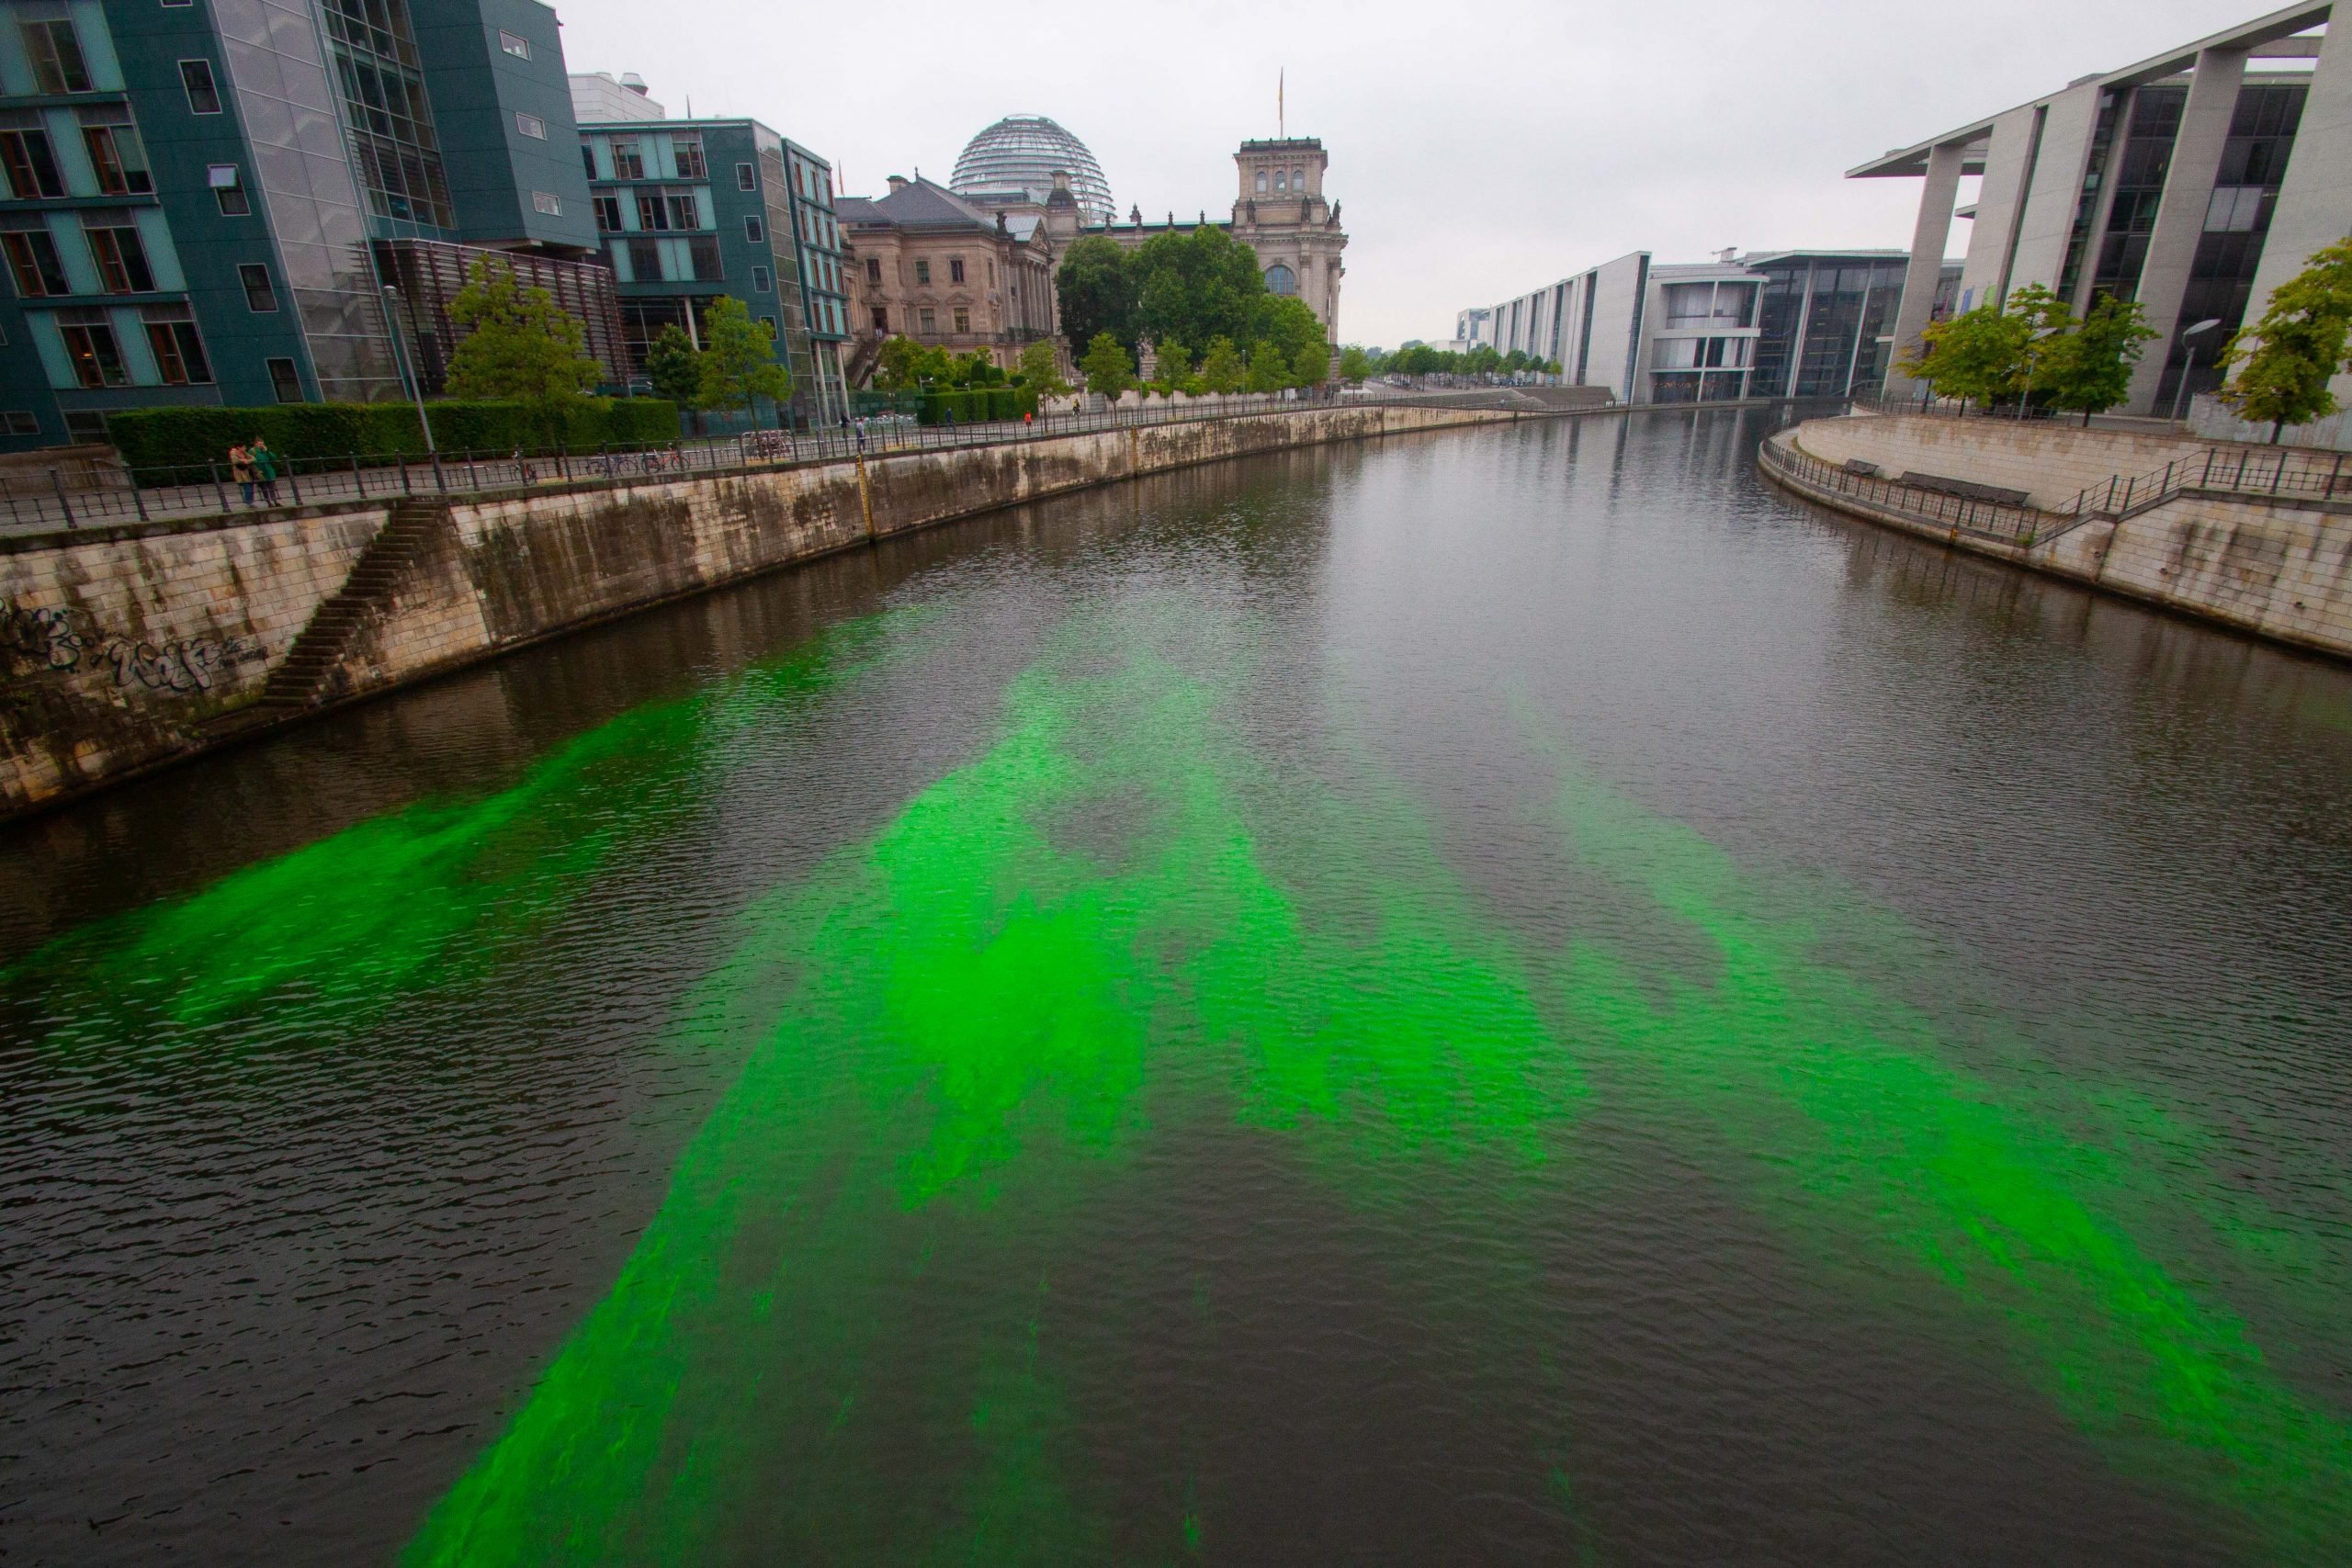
[50,467,75,528]
[350,450,363,496]
[398,453,410,493]
[211,461,230,514]
[284,462,301,504]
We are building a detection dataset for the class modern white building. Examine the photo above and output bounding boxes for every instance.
[1468,250,1929,403]
[1852,3,2350,415]
[1455,307,1496,350]
[568,72,666,125]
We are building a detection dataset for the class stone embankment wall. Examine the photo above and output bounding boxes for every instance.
[0,403,1510,817]
[1796,413,2207,510]
[1770,415,2352,660]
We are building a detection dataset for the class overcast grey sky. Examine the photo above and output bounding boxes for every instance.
[549,0,2275,347]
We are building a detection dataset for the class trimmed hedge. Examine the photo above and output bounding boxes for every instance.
[915,388,1037,425]
[107,399,679,471]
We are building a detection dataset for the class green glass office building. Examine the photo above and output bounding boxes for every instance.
[0,0,614,451]
[579,115,849,425]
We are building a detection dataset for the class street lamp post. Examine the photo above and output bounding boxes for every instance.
[2170,318,2225,423]
[379,285,436,455]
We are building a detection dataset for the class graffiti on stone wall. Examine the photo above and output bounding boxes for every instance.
[2,604,266,694]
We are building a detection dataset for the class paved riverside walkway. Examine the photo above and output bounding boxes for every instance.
[0,389,1555,537]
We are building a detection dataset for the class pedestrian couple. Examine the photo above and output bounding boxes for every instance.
[228,438,281,506]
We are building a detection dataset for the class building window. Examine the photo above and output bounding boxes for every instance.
[865,256,881,284]
[919,306,935,333]
[1,229,69,297]
[1264,263,1296,296]
[611,140,643,178]
[635,192,666,231]
[239,262,277,311]
[58,314,129,388]
[532,190,561,216]
[666,190,699,229]
[179,59,222,114]
[949,257,966,284]
[914,258,931,285]
[751,264,771,293]
[85,222,155,293]
[1292,168,1304,190]
[20,16,94,94]
[2204,186,2267,233]
[687,236,721,279]
[80,111,153,197]
[954,307,969,333]
[266,356,303,402]
[497,28,529,58]
[760,316,776,339]
[143,309,212,385]
[736,162,755,191]
[581,143,596,179]
[593,195,621,231]
[514,112,547,140]
[871,307,888,332]
[744,214,763,243]
[4,412,40,434]
[1255,169,1268,193]
[1,127,66,198]
[209,163,248,215]
[672,138,705,179]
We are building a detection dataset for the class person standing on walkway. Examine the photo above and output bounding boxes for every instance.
[228,443,255,507]
[249,438,280,505]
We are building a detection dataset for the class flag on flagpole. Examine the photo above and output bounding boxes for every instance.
[1279,70,1284,137]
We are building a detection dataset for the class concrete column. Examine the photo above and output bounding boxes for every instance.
[1884,141,1968,396]
[2123,48,2247,414]
[2241,14,2352,408]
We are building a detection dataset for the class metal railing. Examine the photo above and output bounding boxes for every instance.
[1758,436,2054,547]
[1764,434,2352,551]
[0,389,1468,535]
[2064,445,2352,523]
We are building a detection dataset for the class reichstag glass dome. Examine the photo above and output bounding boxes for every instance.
[950,115,1114,226]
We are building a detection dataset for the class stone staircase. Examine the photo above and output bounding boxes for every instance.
[259,499,449,708]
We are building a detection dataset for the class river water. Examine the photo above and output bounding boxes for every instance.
[4,409,2349,1565]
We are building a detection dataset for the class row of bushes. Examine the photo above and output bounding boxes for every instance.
[107,400,680,471]
[914,388,1038,426]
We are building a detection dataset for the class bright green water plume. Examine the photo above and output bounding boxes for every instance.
[406,599,1581,1563]
[5,613,909,1047]
[1533,750,2352,1555]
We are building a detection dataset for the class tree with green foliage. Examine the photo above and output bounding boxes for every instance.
[644,324,703,434]
[695,296,791,429]
[445,256,604,445]
[1132,228,1263,358]
[2218,237,2352,441]
[1244,343,1289,392]
[2038,293,2158,424]
[1080,331,1134,396]
[1290,341,1330,388]
[1197,336,1247,394]
[1900,300,2034,411]
[1015,337,1070,398]
[1154,338,1192,385]
[875,335,953,391]
[1338,345,1373,384]
[1057,236,1136,357]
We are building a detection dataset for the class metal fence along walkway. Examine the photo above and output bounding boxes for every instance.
[0,392,1487,536]
[1763,434,2352,551]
